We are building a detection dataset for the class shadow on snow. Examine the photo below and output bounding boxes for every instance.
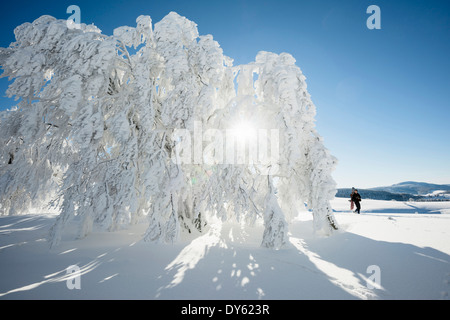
[0,215,449,299]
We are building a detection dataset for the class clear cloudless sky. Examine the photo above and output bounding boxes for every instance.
[0,0,449,188]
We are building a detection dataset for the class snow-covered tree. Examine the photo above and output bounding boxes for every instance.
[0,12,338,249]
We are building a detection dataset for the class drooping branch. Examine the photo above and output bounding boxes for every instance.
[0,12,338,249]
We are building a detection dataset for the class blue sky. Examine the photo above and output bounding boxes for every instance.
[1,0,449,188]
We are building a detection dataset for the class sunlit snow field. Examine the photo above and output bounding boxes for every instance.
[0,198,449,300]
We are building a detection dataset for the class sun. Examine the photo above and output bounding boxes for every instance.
[230,120,257,142]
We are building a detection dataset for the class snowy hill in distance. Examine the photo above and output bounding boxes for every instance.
[337,181,450,201]
[369,181,450,196]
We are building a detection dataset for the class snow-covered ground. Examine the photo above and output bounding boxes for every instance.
[0,198,449,300]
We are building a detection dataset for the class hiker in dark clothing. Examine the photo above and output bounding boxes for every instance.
[351,189,362,214]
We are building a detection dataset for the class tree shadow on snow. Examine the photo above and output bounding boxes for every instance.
[154,221,360,300]
[1,216,449,300]
[288,220,450,299]
[155,220,450,300]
